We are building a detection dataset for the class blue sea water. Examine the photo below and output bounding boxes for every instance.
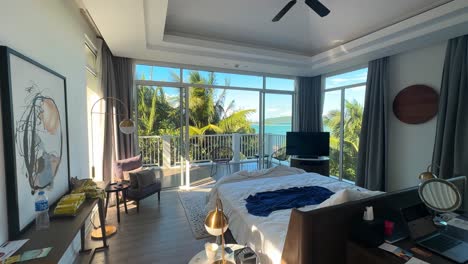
[250,124,291,135]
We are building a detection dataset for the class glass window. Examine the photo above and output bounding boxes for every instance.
[183,69,217,85]
[266,77,295,91]
[151,66,180,82]
[183,69,262,88]
[325,68,367,89]
[216,72,262,88]
[323,67,367,182]
[343,86,366,182]
[135,64,152,80]
[322,90,341,178]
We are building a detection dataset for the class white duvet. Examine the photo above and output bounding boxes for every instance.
[206,167,382,264]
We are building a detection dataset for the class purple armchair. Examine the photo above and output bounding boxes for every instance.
[114,154,162,213]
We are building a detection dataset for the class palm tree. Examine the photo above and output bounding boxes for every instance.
[172,70,256,135]
[323,99,363,181]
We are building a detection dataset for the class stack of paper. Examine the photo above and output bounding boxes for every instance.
[53,193,86,216]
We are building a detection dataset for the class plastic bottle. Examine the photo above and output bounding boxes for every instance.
[35,191,50,230]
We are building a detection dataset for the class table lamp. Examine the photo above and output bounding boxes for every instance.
[205,198,233,264]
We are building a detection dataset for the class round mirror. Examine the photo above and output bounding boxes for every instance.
[419,178,461,213]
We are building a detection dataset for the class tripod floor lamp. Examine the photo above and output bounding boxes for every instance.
[89,96,135,239]
[90,96,135,179]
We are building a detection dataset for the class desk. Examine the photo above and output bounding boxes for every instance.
[347,224,468,264]
[16,198,108,264]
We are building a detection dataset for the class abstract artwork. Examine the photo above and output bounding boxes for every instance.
[0,46,70,238]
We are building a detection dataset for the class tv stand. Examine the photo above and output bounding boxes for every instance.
[290,156,330,176]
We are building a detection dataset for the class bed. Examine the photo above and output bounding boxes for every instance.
[206,166,382,264]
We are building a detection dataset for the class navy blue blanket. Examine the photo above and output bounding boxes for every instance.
[245,186,334,217]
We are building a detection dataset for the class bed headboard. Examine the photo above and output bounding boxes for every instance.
[280,187,421,264]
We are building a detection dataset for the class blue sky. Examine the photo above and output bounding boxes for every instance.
[322,68,368,116]
[135,65,367,123]
[135,65,294,122]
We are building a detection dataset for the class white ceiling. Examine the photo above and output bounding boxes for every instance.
[82,0,468,76]
[165,0,449,56]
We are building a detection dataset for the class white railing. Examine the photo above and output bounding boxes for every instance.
[139,136,162,166]
[138,133,286,167]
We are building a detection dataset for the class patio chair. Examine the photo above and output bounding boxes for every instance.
[209,146,234,177]
[269,147,290,168]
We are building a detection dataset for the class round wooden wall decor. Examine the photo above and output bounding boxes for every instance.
[393,85,439,124]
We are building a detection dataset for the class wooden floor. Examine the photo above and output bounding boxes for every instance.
[80,162,267,264]
[157,160,265,188]
[86,190,215,264]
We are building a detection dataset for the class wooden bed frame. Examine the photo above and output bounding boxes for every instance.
[280,187,421,264]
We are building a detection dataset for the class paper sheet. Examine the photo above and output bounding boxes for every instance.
[0,240,28,263]
[447,217,468,231]
[406,257,430,264]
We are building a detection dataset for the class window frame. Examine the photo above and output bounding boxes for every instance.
[133,60,296,94]
[322,65,367,182]
[133,61,297,171]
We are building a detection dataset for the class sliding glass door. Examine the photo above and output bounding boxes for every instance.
[322,67,368,182]
[136,85,187,188]
[135,63,296,188]
[262,93,293,168]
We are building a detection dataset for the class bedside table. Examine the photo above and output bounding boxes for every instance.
[189,244,245,264]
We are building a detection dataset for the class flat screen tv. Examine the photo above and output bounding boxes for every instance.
[286,132,330,157]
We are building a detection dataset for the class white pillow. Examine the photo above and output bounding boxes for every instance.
[316,188,383,209]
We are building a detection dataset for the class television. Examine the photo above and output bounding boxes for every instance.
[286,132,330,157]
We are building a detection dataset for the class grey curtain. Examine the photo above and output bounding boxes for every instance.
[356,57,389,191]
[101,41,134,182]
[432,35,468,179]
[297,76,323,132]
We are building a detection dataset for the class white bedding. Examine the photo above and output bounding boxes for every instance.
[207,169,381,264]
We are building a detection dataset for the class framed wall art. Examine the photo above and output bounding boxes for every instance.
[0,46,70,238]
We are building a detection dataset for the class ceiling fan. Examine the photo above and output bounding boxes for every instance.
[272,0,330,22]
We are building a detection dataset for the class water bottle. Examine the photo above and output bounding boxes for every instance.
[35,191,49,230]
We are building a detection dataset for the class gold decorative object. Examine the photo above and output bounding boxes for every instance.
[419,164,438,182]
[119,119,136,134]
[91,225,117,239]
[204,198,234,264]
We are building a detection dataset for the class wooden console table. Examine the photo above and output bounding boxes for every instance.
[16,198,108,264]
[290,157,330,176]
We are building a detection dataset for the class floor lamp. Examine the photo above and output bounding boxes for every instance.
[89,97,135,239]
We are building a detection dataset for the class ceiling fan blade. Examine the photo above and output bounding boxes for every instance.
[305,0,330,17]
[272,0,297,22]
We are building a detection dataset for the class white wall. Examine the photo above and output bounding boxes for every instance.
[387,41,447,191]
[0,0,95,258]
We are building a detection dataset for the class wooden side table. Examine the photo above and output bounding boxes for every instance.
[105,182,130,223]
[189,244,245,264]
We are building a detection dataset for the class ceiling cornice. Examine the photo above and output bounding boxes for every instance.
[83,0,468,76]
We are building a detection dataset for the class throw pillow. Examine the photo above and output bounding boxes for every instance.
[129,169,158,190]
[113,154,142,181]
[123,166,143,181]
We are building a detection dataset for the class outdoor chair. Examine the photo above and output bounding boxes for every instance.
[209,146,234,177]
[269,147,290,168]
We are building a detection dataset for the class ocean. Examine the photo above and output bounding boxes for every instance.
[250,124,291,135]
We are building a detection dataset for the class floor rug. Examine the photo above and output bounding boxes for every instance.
[178,185,213,239]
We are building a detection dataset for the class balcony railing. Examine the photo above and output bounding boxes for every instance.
[138,133,286,167]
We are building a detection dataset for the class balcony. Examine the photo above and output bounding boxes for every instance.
[138,133,287,188]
